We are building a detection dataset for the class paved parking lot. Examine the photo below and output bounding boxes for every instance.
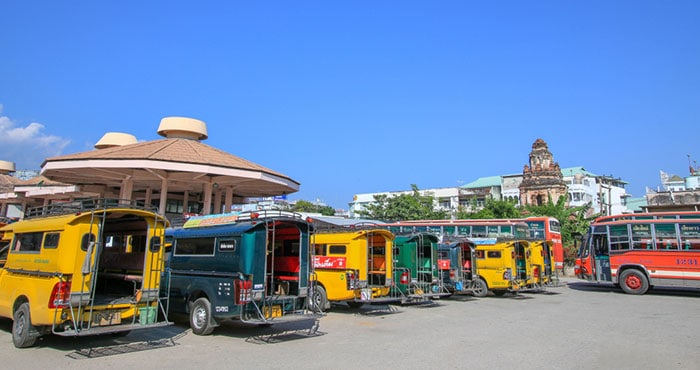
[2,278,700,369]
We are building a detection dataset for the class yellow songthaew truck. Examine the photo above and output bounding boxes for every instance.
[527,240,557,288]
[471,238,531,297]
[309,228,399,310]
[0,199,170,348]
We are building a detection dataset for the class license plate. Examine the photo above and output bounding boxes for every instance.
[263,305,282,318]
[91,311,122,326]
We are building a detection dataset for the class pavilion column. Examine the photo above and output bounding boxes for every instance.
[214,188,223,214]
[224,187,233,213]
[145,187,152,207]
[159,178,168,215]
[183,190,189,214]
[202,182,213,215]
[119,176,134,204]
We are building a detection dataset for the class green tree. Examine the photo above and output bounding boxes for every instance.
[456,197,522,219]
[356,184,448,221]
[288,200,336,216]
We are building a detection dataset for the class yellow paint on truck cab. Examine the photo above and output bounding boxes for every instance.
[527,240,555,286]
[474,240,530,294]
[310,229,394,309]
[0,201,169,348]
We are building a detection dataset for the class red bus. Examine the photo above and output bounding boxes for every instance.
[594,211,700,223]
[574,212,700,294]
[383,217,564,272]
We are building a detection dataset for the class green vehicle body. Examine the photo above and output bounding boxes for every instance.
[391,233,450,303]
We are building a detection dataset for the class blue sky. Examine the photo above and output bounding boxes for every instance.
[1,1,698,209]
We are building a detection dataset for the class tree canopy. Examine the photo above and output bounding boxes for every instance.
[286,200,336,216]
[356,184,449,221]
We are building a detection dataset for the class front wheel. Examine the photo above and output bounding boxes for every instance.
[619,269,649,295]
[13,302,38,348]
[190,298,215,335]
[472,278,488,298]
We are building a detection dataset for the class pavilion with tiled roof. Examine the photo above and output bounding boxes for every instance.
[39,117,300,218]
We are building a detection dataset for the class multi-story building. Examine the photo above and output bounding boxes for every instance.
[348,139,633,218]
[644,166,700,212]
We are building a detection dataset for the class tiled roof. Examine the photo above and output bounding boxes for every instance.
[561,166,597,177]
[43,138,291,180]
[461,175,502,189]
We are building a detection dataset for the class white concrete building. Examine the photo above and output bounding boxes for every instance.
[348,166,632,219]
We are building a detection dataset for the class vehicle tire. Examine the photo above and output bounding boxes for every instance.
[472,278,488,298]
[12,302,38,348]
[310,285,329,312]
[347,301,364,309]
[619,269,649,295]
[493,290,507,297]
[190,298,215,335]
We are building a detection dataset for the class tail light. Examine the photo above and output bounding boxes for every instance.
[400,271,409,285]
[511,251,515,259]
[449,270,455,279]
[235,280,252,305]
[49,281,71,309]
[533,266,540,279]
[346,271,357,290]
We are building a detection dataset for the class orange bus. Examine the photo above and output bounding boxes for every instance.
[574,212,700,294]
[383,216,564,271]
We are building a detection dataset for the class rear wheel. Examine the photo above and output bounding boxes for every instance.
[12,302,38,348]
[310,285,329,312]
[472,278,488,297]
[190,298,215,335]
[619,269,649,295]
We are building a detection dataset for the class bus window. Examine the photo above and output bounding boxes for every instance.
[679,223,700,250]
[593,234,608,257]
[631,224,653,250]
[549,219,561,233]
[472,226,487,237]
[609,224,630,251]
[654,224,678,250]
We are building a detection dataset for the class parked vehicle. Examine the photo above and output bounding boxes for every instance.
[165,211,315,335]
[310,228,399,309]
[391,233,450,303]
[527,240,558,289]
[0,199,170,348]
[575,212,700,294]
[471,238,531,296]
[437,239,480,295]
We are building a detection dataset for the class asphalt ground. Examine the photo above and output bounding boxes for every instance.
[1,278,699,370]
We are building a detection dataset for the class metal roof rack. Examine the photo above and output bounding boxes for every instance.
[24,198,158,219]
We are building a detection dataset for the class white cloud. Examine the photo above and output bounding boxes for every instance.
[0,112,71,170]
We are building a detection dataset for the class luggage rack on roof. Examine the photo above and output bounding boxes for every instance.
[24,198,158,219]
